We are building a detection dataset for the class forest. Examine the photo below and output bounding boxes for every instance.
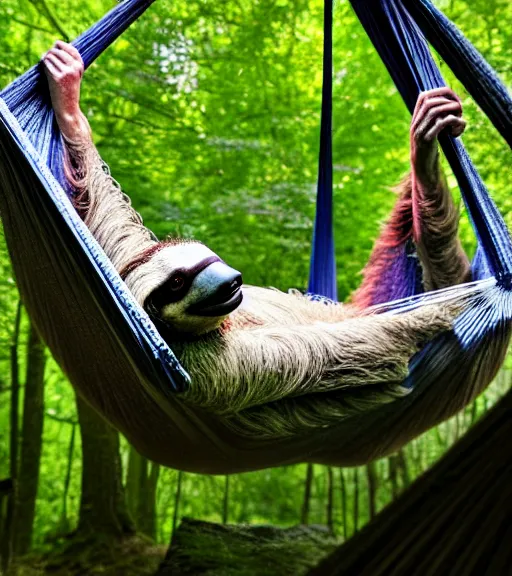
[0,0,511,574]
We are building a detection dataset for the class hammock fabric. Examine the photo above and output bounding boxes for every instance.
[308,388,512,576]
[0,0,511,474]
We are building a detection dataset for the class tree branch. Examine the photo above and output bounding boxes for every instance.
[27,0,69,41]
[45,412,78,426]
[10,15,55,36]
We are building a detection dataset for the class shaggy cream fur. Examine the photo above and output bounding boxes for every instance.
[63,136,465,440]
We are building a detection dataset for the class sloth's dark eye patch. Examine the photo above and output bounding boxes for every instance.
[143,255,222,319]
[170,274,186,292]
[145,269,191,314]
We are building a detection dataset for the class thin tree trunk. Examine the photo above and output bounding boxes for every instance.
[15,323,47,555]
[339,469,348,541]
[411,439,424,476]
[353,468,359,534]
[145,462,160,540]
[59,422,76,532]
[326,467,334,534]
[435,423,448,450]
[126,447,160,539]
[301,464,314,525]
[0,479,14,554]
[388,455,399,500]
[222,476,230,524]
[453,413,460,442]
[126,445,143,528]
[76,395,134,538]
[171,471,183,538]
[136,456,149,529]
[470,398,478,426]
[138,460,160,540]
[1,302,22,574]
[366,461,378,521]
[397,448,410,489]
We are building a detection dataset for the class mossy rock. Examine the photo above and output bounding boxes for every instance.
[156,518,340,576]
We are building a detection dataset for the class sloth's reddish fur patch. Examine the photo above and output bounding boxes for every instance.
[118,238,203,280]
[118,242,169,280]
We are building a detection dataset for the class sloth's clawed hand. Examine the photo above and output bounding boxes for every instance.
[42,41,89,140]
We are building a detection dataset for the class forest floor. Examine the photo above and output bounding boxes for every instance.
[9,519,339,575]
[10,535,166,576]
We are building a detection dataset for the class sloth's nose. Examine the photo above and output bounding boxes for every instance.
[229,273,243,292]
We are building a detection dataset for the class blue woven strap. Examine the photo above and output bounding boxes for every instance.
[349,0,512,281]
[308,0,337,300]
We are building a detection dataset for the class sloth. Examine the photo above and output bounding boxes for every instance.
[42,41,472,441]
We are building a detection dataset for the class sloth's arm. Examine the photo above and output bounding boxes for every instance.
[353,88,470,308]
[179,303,457,414]
[43,41,158,274]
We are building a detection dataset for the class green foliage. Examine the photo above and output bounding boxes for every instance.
[0,0,511,557]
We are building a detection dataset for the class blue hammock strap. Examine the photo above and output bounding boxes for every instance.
[1,0,157,164]
[0,0,190,395]
[2,0,156,106]
[308,0,337,301]
[402,0,512,149]
[73,0,157,69]
[348,0,512,282]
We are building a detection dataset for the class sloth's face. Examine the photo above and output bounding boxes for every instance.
[133,241,243,335]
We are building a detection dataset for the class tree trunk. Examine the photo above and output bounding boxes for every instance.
[435,423,448,450]
[300,464,314,525]
[411,439,424,476]
[453,413,460,442]
[366,461,378,521]
[222,476,230,524]
[0,479,14,555]
[388,455,399,500]
[76,395,134,538]
[136,455,149,531]
[171,471,183,538]
[326,467,334,534]
[353,468,359,534]
[125,446,160,540]
[126,445,143,527]
[14,323,47,556]
[59,422,76,533]
[397,448,410,489]
[469,398,478,426]
[139,461,160,540]
[1,302,22,574]
[339,469,348,541]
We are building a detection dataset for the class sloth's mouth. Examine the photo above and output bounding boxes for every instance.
[188,278,243,317]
